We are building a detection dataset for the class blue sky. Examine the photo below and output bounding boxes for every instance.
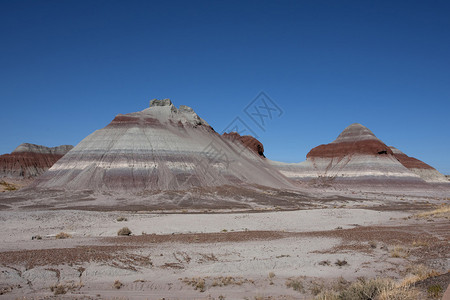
[1,0,449,173]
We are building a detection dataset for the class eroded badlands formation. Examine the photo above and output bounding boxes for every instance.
[0,143,73,178]
[271,123,447,185]
[390,146,448,183]
[31,99,290,192]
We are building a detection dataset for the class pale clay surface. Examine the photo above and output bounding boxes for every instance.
[0,207,434,299]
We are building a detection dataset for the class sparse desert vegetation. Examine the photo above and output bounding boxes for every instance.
[389,245,410,258]
[414,204,450,219]
[313,264,441,300]
[0,180,17,191]
[314,277,418,300]
[182,276,255,292]
[268,271,275,285]
[427,284,443,298]
[117,227,132,236]
[50,284,67,295]
[49,283,82,296]
[285,277,305,292]
[182,277,206,292]
[55,232,71,239]
[0,201,447,298]
[335,259,348,266]
[113,280,123,289]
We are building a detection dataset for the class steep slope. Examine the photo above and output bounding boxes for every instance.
[271,123,425,185]
[32,99,290,192]
[390,146,448,183]
[0,143,73,178]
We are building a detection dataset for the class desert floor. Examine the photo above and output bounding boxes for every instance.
[0,195,449,299]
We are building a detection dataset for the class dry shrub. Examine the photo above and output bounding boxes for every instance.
[335,259,348,266]
[412,240,428,247]
[389,245,409,258]
[313,276,425,300]
[55,232,71,239]
[210,276,253,287]
[314,290,339,300]
[117,227,132,236]
[182,277,206,292]
[50,284,67,295]
[332,276,350,292]
[338,278,392,300]
[427,284,443,298]
[113,280,123,289]
[318,260,331,266]
[0,181,17,191]
[310,280,325,296]
[268,271,275,285]
[414,204,450,219]
[286,278,304,292]
[401,264,439,286]
[378,284,420,300]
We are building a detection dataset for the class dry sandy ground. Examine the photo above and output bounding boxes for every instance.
[0,200,449,299]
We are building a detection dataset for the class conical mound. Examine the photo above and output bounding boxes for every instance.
[0,143,73,178]
[271,123,427,186]
[307,123,392,158]
[32,99,290,192]
[333,123,381,143]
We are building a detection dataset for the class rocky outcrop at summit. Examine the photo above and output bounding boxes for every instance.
[0,143,73,178]
[222,132,265,157]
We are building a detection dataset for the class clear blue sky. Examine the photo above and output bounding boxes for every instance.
[1,0,449,174]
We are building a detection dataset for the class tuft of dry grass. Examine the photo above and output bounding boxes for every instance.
[113,280,123,289]
[55,232,71,239]
[389,245,409,258]
[182,277,206,292]
[335,259,348,266]
[377,284,420,300]
[313,265,440,300]
[314,277,419,300]
[268,272,275,285]
[339,278,392,299]
[310,280,325,296]
[412,240,429,247]
[400,264,439,286]
[331,276,350,292]
[414,204,450,219]
[49,283,82,295]
[285,277,305,293]
[0,180,18,191]
[318,260,331,266]
[314,290,339,300]
[50,284,67,295]
[117,227,132,236]
[210,276,254,287]
[427,284,443,298]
